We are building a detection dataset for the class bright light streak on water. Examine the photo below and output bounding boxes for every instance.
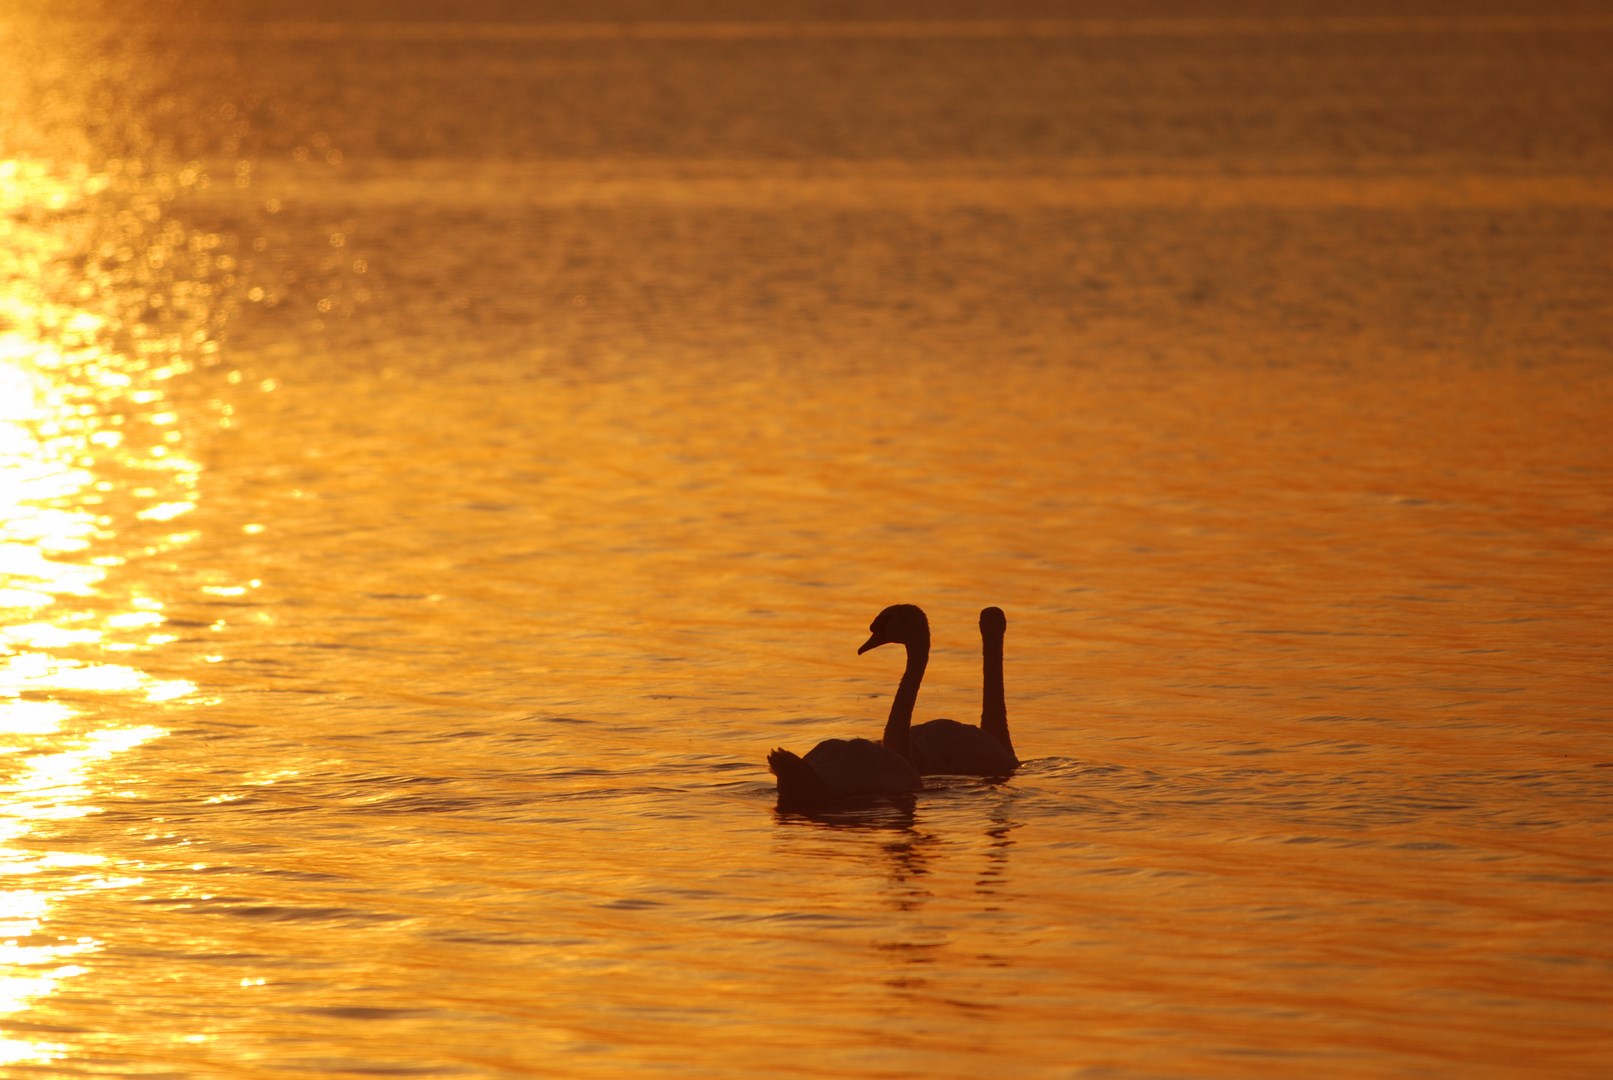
[1,155,201,1070]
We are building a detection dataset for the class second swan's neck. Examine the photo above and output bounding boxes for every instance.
[981,630,1012,755]
[882,640,928,762]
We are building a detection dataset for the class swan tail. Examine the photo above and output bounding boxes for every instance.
[768,748,833,805]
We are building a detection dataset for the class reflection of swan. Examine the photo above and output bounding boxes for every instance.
[910,607,1019,776]
[768,605,927,804]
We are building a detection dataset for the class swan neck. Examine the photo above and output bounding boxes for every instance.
[882,640,927,761]
[980,629,1012,754]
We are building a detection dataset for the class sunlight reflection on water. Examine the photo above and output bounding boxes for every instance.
[1,162,204,1068]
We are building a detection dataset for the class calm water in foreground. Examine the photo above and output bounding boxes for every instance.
[2,2,1611,1076]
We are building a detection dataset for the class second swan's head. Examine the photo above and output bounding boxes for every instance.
[857,604,930,655]
[980,606,1007,635]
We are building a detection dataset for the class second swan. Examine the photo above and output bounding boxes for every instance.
[908,606,1019,776]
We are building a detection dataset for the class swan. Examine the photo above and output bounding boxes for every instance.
[767,604,927,804]
[909,607,1019,776]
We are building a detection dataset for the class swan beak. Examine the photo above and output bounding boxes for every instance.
[857,633,886,655]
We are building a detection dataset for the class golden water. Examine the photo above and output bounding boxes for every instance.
[2,4,1611,1076]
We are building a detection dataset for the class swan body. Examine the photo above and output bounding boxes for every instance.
[910,607,1020,776]
[767,739,919,803]
[768,604,929,805]
[911,718,1018,775]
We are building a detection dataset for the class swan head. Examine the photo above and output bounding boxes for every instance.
[857,604,930,654]
[979,607,1006,634]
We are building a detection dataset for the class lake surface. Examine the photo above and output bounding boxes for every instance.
[2,2,1611,1076]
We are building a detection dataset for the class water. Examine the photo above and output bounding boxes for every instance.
[3,2,1612,1076]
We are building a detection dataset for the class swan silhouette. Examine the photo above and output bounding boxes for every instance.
[909,607,1019,776]
[767,604,927,804]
